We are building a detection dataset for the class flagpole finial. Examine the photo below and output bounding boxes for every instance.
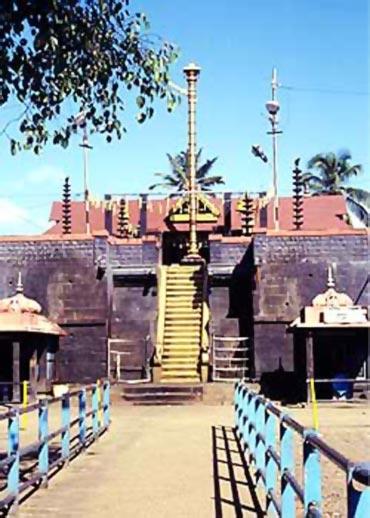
[16,272,24,294]
[327,264,335,289]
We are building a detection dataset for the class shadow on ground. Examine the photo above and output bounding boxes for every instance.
[0,428,105,516]
[212,426,265,517]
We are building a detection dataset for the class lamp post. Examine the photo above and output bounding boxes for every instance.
[183,62,201,260]
[265,68,282,231]
[75,111,93,235]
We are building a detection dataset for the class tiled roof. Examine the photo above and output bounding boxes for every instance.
[45,194,351,235]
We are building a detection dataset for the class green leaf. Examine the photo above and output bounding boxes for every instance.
[136,112,146,124]
[136,95,145,109]
[10,139,17,155]
[1,1,178,154]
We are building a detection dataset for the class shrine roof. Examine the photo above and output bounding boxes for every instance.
[0,275,66,336]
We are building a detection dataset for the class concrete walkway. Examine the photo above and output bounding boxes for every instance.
[17,405,264,517]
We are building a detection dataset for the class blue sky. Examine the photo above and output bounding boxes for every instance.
[0,0,368,234]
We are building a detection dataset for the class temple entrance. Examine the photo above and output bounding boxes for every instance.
[162,231,210,265]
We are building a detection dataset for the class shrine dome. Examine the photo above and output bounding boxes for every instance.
[0,274,65,336]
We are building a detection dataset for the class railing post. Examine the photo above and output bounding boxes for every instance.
[7,409,20,509]
[92,384,99,437]
[79,388,87,448]
[38,400,49,488]
[304,430,322,517]
[97,379,103,427]
[103,380,110,429]
[234,382,241,433]
[248,393,257,465]
[255,396,266,487]
[237,385,244,437]
[265,405,277,514]
[347,462,370,518]
[61,392,71,463]
[280,415,295,517]
[241,387,249,450]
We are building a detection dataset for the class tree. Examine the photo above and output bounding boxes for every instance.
[0,0,178,154]
[149,149,224,193]
[303,150,363,195]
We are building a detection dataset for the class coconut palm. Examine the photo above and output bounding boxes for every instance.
[303,150,363,196]
[148,149,224,193]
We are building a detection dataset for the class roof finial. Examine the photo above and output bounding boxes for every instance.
[327,264,335,289]
[16,272,24,294]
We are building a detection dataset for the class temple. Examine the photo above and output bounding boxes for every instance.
[0,191,368,401]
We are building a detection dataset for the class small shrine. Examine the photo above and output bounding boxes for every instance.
[0,274,65,402]
[289,266,369,401]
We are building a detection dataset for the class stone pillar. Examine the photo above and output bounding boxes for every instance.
[139,194,148,237]
[224,192,232,236]
[306,331,314,403]
[29,348,38,400]
[12,341,20,402]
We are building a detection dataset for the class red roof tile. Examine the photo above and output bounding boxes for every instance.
[45,194,352,235]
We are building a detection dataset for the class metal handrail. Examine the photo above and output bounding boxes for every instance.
[234,381,370,517]
[0,381,111,512]
[212,335,250,382]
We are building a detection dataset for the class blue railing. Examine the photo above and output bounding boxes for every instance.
[0,380,110,513]
[234,381,370,517]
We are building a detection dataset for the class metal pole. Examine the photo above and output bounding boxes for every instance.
[80,127,92,235]
[271,68,279,231]
[184,63,201,259]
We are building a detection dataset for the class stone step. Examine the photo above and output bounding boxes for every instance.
[161,369,198,376]
[162,361,198,368]
[160,376,200,383]
[164,323,200,329]
[162,362,198,370]
[165,312,201,318]
[166,304,202,309]
[162,356,199,362]
[165,303,202,309]
[163,340,200,346]
[163,348,199,353]
[121,382,203,405]
[167,276,202,280]
[164,332,200,337]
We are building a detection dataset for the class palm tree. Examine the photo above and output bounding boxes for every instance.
[303,150,363,196]
[148,149,224,193]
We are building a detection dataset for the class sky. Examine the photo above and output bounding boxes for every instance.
[0,0,368,234]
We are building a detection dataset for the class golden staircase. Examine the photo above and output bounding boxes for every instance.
[154,264,209,383]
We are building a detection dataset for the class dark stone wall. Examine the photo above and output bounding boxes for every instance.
[0,239,108,383]
[209,242,255,377]
[0,232,367,385]
[252,233,369,378]
[109,240,159,268]
[210,238,251,264]
[110,277,156,380]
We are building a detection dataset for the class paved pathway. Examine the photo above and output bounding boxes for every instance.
[17,405,264,518]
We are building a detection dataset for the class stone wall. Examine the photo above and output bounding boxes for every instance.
[252,232,369,377]
[110,276,157,380]
[0,231,367,384]
[0,238,108,382]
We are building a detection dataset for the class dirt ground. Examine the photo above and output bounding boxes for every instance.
[287,401,370,517]
[0,400,368,517]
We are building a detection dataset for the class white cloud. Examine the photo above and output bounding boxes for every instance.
[0,198,48,234]
[13,164,66,191]
[0,198,29,224]
[25,165,65,184]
